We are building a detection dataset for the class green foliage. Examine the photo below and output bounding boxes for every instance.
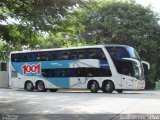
[0,24,46,58]
[1,0,85,32]
[79,0,158,44]
[0,0,86,60]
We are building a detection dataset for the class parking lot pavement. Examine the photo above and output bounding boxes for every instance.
[0,88,160,120]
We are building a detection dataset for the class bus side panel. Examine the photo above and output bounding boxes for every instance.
[10,59,110,89]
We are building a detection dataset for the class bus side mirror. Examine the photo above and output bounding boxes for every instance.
[122,58,141,68]
[141,61,150,70]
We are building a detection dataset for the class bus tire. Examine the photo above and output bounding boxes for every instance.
[102,81,114,93]
[49,89,58,92]
[36,81,46,92]
[25,81,34,91]
[89,81,99,93]
[116,89,123,93]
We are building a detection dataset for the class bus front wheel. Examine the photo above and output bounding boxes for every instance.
[36,81,46,92]
[25,81,34,91]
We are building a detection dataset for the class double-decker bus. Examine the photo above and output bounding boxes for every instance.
[9,45,150,93]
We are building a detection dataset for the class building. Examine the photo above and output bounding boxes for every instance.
[0,62,9,88]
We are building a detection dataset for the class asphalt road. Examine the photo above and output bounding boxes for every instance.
[0,89,160,120]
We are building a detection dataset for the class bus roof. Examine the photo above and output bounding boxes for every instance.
[10,44,131,54]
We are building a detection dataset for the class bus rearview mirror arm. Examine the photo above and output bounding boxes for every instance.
[122,58,150,70]
[141,61,150,70]
[122,58,141,68]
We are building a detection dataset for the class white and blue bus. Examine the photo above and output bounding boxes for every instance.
[9,45,150,93]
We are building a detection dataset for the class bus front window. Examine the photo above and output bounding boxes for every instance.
[126,47,144,80]
[126,47,140,60]
[132,62,141,79]
[106,46,144,80]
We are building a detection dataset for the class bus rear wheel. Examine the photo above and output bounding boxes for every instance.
[36,81,46,92]
[102,81,114,93]
[25,81,34,91]
[89,81,99,93]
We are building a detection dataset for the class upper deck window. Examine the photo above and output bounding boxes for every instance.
[11,48,107,62]
[106,47,129,60]
[11,54,20,62]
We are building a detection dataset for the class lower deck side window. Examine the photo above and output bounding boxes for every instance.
[42,68,112,77]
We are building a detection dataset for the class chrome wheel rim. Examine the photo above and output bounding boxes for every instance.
[105,83,111,91]
[27,83,32,90]
[91,83,96,91]
[38,83,43,90]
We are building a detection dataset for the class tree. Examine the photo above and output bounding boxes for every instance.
[1,0,85,32]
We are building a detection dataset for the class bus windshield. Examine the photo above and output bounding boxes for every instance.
[126,47,140,60]
[106,46,143,80]
[126,47,144,80]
